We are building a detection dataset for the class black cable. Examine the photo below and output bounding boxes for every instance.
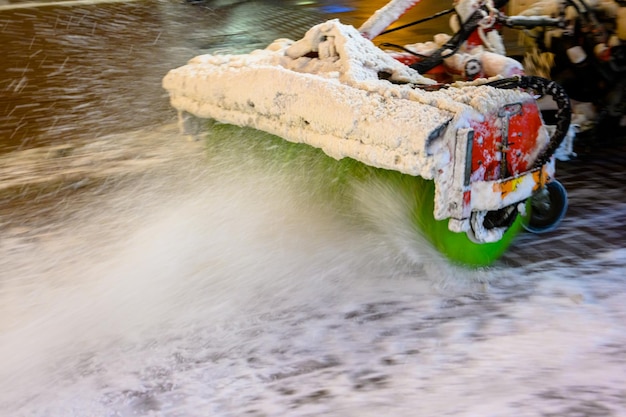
[408,9,485,74]
[378,43,431,59]
[378,8,455,36]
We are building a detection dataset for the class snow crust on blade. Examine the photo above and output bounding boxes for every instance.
[162,19,543,229]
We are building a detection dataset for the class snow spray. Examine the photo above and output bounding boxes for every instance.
[0,124,492,415]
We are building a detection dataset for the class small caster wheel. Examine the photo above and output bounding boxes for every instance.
[523,180,568,233]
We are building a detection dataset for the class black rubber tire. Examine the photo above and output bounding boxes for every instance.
[523,180,568,234]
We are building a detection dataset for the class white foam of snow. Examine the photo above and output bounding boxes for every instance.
[0,125,468,416]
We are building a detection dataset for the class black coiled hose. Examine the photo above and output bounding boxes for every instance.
[485,75,572,167]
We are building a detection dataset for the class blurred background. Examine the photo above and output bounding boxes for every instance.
[0,0,527,154]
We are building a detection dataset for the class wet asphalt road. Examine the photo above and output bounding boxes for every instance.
[0,0,270,153]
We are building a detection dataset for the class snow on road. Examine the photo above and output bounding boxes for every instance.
[0,124,624,417]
